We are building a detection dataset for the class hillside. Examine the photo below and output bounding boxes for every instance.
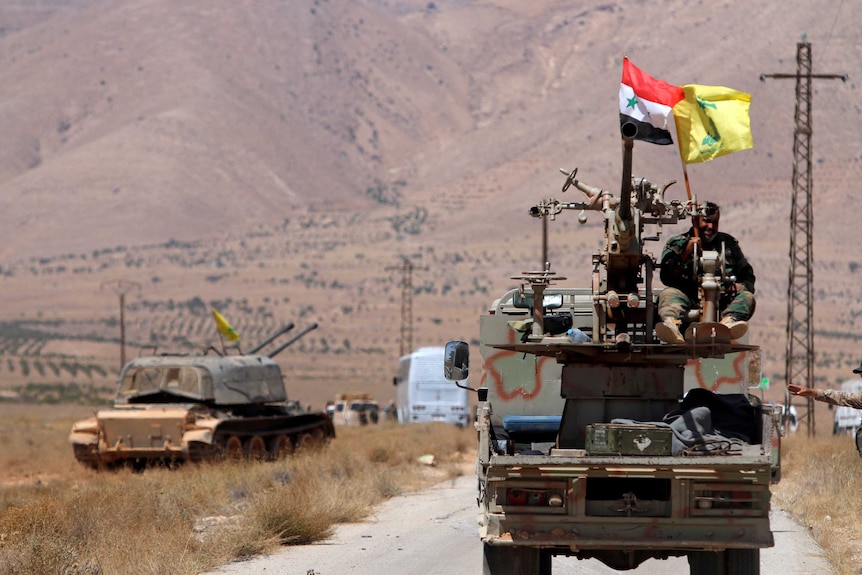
[0,0,860,414]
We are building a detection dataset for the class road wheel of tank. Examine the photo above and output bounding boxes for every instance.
[246,435,267,460]
[269,434,293,459]
[188,441,217,463]
[725,548,759,575]
[294,433,314,453]
[72,444,101,469]
[297,428,328,452]
[482,544,550,575]
[222,435,244,460]
[688,550,725,575]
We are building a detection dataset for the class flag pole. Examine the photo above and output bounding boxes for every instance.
[680,158,700,241]
[216,330,226,355]
[672,103,697,229]
[681,161,693,202]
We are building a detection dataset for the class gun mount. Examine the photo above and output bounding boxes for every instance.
[529,124,740,345]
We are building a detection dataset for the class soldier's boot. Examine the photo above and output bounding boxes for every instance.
[720,315,748,340]
[655,317,684,344]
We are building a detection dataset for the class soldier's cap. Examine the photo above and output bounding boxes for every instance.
[853,361,862,374]
[695,201,720,221]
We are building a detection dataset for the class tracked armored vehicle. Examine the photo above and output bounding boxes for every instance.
[445,126,781,574]
[69,323,334,468]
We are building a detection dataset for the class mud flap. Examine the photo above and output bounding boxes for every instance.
[482,544,551,575]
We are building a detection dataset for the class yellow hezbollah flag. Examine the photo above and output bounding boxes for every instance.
[212,309,240,341]
[673,84,753,164]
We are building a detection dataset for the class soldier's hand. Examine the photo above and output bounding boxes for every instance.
[683,237,701,260]
[787,384,816,397]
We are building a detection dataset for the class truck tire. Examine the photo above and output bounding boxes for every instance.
[482,544,551,575]
[688,550,724,575]
[689,549,759,575]
[725,548,759,575]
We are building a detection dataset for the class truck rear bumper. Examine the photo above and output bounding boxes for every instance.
[484,514,774,550]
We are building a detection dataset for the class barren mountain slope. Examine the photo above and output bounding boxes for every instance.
[0,0,473,258]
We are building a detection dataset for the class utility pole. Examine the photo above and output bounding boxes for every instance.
[761,38,847,436]
[386,258,426,357]
[101,279,141,372]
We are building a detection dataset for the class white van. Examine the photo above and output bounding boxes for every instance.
[833,379,862,435]
[394,347,469,426]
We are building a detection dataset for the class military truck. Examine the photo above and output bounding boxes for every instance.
[444,127,781,574]
[69,322,334,469]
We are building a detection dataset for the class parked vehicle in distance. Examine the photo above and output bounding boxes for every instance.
[330,393,380,426]
[833,379,862,435]
[394,346,469,426]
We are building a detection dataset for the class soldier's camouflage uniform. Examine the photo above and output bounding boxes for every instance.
[815,388,862,410]
[658,228,755,322]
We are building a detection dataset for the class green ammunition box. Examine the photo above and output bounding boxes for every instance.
[585,423,673,456]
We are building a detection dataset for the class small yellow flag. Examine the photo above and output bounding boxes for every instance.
[673,84,753,164]
[212,309,240,341]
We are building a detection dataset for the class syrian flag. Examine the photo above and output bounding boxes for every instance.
[620,57,685,145]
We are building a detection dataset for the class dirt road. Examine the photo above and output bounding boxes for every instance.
[203,474,832,575]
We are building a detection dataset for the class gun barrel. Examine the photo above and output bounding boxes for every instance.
[268,323,319,358]
[619,123,637,222]
[248,323,296,355]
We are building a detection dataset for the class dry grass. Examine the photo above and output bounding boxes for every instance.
[0,404,473,575]
[7,404,862,575]
[772,433,862,575]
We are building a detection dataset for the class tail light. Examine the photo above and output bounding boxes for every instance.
[691,484,766,516]
[506,488,564,508]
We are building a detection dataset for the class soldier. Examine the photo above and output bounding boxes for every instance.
[655,201,756,344]
[788,362,862,409]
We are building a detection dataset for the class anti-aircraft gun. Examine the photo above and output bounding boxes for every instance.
[69,322,334,469]
[445,125,780,575]
[525,123,737,345]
